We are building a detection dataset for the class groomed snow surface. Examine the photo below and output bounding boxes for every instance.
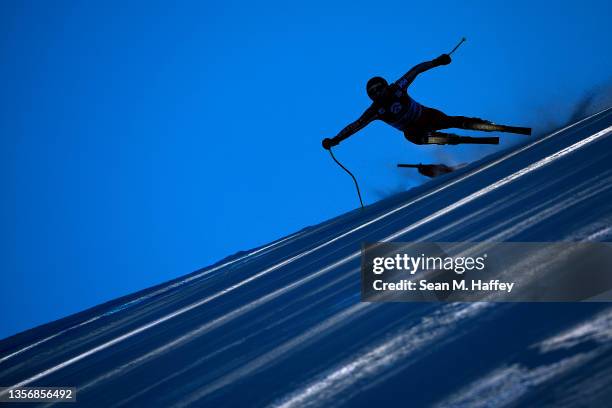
[1,108,612,407]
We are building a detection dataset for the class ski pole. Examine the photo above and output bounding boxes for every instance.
[448,37,466,56]
[328,148,364,209]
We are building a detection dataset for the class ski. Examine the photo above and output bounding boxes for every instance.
[469,122,531,135]
[425,132,499,145]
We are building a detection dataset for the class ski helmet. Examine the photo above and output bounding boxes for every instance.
[366,76,388,100]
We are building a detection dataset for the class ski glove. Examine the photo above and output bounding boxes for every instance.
[434,54,451,66]
[322,137,339,150]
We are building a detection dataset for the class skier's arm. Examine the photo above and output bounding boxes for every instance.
[322,107,377,149]
[396,54,451,90]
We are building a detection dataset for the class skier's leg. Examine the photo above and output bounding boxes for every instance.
[427,132,499,145]
[452,135,500,145]
[420,106,531,135]
[414,108,497,133]
[447,115,531,135]
[404,129,498,145]
[403,128,429,145]
[415,107,456,131]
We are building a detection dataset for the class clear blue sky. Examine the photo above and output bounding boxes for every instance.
[1,0,611,339]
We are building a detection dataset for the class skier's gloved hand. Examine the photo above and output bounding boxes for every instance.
[322,137,339,150]
[434,54,451,66]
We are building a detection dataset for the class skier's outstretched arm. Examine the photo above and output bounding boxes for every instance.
[396,54,451,90]
[322,107,377,149]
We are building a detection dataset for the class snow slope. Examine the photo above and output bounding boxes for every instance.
[1,108,612,407]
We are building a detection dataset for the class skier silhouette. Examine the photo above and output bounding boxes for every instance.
[322,53,531,150]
